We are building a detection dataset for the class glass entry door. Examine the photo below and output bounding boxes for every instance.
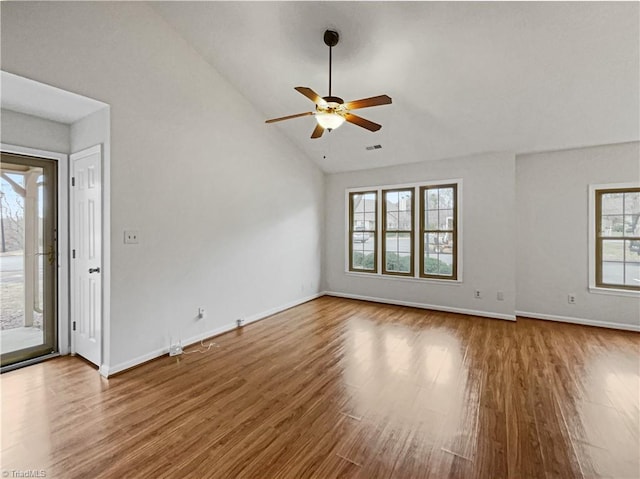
[1,152,58,368]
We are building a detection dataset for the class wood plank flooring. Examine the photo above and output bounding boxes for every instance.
[1,296,639,478]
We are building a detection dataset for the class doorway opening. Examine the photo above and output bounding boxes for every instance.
[0,152,58,367]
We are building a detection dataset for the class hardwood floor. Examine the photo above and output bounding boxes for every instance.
[1,296,639,478]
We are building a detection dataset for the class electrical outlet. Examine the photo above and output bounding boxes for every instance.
[497,291,504,301]
[236,318,245,327]
[474,290,482,299]
[124,230,139,244]
[568,294,576,304]
[198,307,206,319]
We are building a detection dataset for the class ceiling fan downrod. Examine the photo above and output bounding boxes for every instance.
[324,30,339,97]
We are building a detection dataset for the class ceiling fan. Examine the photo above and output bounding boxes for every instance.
[265,30,392,139]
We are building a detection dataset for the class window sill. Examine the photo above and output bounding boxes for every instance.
[588,286,640,298]
[345,271,463,286]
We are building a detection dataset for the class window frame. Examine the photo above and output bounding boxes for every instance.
[419,183,458,280]
[345,179,462,283]
[348,190,378,274]
[593,185,640,292]
[382,188,415,277]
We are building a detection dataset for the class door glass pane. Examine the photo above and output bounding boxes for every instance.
[1,154,57,368]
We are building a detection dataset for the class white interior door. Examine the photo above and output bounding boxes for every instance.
[70,145,102,366]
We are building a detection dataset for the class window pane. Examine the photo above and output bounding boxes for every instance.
[353,194,365,213]
[625,264,640,286]
[350,191,377,272]
[601,216,624,236]
[426,190,438,210]
[602,262,624,285]
[398,190,411,203]
[602,240,624,261]
[427,211,438,230]
[439,209,454,230]
[352,231,372,244]
[438,253,453,275]
[352,249,375,270]
[386,211,398,229]
[624,192,640,215]
[442,237,455,256]
[624,215,640,236]
[386,190,399,206]
[385,231,398,272]
[398,211,412,230]
[426,233,439,253]
[602,193,623,215]
[385,232,399,250]
[398,253,411,273]
[424,253,438,274]
[362,193,376,208]
[439,188,454,209]
[626,240,640,286]
[386,253,400,272]
[398,232,411,253]
[363,211,375,227]
[353,212,365,229]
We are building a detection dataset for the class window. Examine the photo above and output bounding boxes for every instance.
[347,181,460,281]
[349,191,377,273]
[383,189,414,275]
[595,187,640,290]
[420,184,457,279]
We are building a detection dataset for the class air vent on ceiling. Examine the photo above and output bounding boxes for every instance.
[365,144,382,151]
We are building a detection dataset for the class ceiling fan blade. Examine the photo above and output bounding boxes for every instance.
[344,95,392,111]
[311,123,324,139]
[344,113,382,132]
[265,111,314,123]
[295,87,324,105]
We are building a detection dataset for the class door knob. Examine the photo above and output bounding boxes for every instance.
[89,267,101,274]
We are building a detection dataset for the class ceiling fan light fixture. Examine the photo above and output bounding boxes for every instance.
[315,112,345,130]
[264,29,391,138]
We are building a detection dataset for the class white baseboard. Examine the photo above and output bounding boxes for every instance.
[325,291,517,321]
[516,311,640,332]
[102,292,325,377]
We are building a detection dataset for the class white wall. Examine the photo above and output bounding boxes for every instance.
[516,142,640,329]
[1,2,324,372]
[1,109,70,153]
[325,152,517,320]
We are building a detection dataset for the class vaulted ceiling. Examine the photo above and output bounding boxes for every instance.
[152,2,639,173]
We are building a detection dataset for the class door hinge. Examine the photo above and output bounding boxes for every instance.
[72,321,76,331]
[72,249,76,259]
[71,177,75,187]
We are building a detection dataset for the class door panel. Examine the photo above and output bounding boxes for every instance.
[1,153,58,367]
[71,146,102,366]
